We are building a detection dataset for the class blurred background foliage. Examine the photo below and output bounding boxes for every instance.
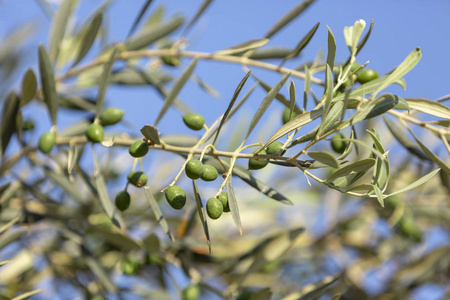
[0,0,449,299]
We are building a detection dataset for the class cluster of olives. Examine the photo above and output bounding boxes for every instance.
[38,107,124,153]
[335,62,379,91]
[248,141,285,170]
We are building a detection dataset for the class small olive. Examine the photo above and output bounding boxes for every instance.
[206,197,223,220]
[266,141,285,155]
[248,149,268,170]
[161,56,181,67]
[331,132,348,154]
[85,123,104,143]
[115,191,131,211]
[99,107,124,126]
[21,120,35,131]
[217,192,230,212]
[200,164,218,181]
[398,217,422,243]
[122,258,139,275]
[185,159,205,180]
[127,171,148,187]
[129,140,149,158]
[282,107,299,124]
[165,185,186,210]
[357,69,379,84]
[182,285,200,300]
[38,131,56,154]
[183,113,205,131]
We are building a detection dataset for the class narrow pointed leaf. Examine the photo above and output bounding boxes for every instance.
[373,184,384,207]
[11,289,44,300]
[21,69,37,104]
[326,158,375,181]
[127,0,154,38]
[264,0,316,38]
[192,180,211,253]
[411,131,450,174]
[289,80,296,120]
[84,255,118,293]
[406,98,450,119]
[387,168,440,197]
[308,151,339,168]
[38,44,58,125]
[154,57,198,125]
[343,19,373,66]
[284,22,320,61]
[0,229,26,250]
[303,65,310,112]
[183,0,213,36]
[326,27,336,72]
[0,92,20,155]
[48,0,77,61]
[364,94,400,120]
[67,143,79,174]
[226,175,242,235]
[317,64,334,136]
[144,187,174,241]
[140,124,161,145]
[96,48,118,117]
[254,75,301,113]
[285,273,342,300]
[216,38,269,56]
[320,100,343,134]
[73,12,103,66]
[245,72,290,143]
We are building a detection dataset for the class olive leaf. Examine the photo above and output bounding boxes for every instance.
[236,47,297,60]
[182,0,213,36]
[406,98,450,119]
[285,273,342,300]
[84,254,118,294]
[140,124,161,145]
[73,12,103,66]
[307,151,339,169]
[21,69,37,105]
[215,38,269,56]
[38,44,58,125]
[282,22,320,63]
[48,0,77,62]
[317,64,335,137]
[326,27,336,73]
[0,229,26,250]
[96,47,118,118]
[126,0,154,38]
[386,168,440,197]
[192,180,211,253]
[144,187,174,241]
[343,19,366,57]
[303,65,310,112]
[343,19,373,66]
[226,175,242,235]
[410,130,450,174]
[373,184,385,207]
[326,158,375,182]
[0,92,20,155]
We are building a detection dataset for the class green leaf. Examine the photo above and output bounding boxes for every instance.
[215,38,269,56]
[283,22,320,61]
[21,69,37,105]
[86,225,141,251]
[11,289,45,300]
[317,65,335,137]
[126,0,154,38]
[251,288,272,300]
[326,158,375,181]
[238,47,297,60]
[263,109,323,149]
[226,175,242,235]
[387,168,441,197]
[367,129,390,189]
[364,94,401,120]
[254,75,301,114]
[289,80,296,119]
[411,131,450,175]
[245,72,290,143]
[183,0,213,36]
[343,19,373,66]
[125,16,184,51]
[48,0,78,62]
[264,0,316,38]
[96,48,118,117]
[375,47,422,96]
[0,229,26,250]
[38,44,58,125]
[406,98,450,119]
[0,92,20,155]
[73,12,103,66]
[213,70,252,145]
[326,27,336,72]
[344,19,366,56]
[154,57,198,125]
[144,187,174,241]
[285,273,342,300]
[67,143,79,174]
[140,125,161,145]
[84,255,118,293]
[192,180,211,253]
[320,100,343,134]
[0,217,19,235]
[307,151,339,168]
[303,65,310,112]
[373,184,385,207]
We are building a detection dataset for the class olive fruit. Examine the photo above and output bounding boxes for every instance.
[266,141,285,155]
[331,132,348,154]
[115,191,131,211]
[162,55,181,67]
[38,131,56,154]
[398,217,422,242]
[85,123,104,143]
[21,120,35,131]
[282,107,299,124]
[182,285,200,300]
[248,149,268,170]
[183,113,205,131]
[165,185,186,210]
[129,140,149,158]
[122,258,139,275]
[206,197,223,220]
[99,107,124,126]
[185,159,205,180]
[356,69,379,84]
[200,164,218,181]
[127,171,148,187]
[217,192,230,212]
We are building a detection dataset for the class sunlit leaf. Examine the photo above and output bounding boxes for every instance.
[406,98,450,119]
[0,92,20,155]
[216,38,269,56]
[183,0,213,36]
[411,131,450,174]
[48,0,77,61]
[127,0,154,38]
[326,27,336,72]
[96,47,118,117]
[226,175,242,235]
[38,44,58,125]
[387,168,441,197]
[307,151,339,168]
[11,289,45,300]
[144,187,174,241]
[326,158,375,181]
[192,180,211,253]
[284,273,342,300]
[21,69,37,105]
[283,22,320,62]
[141,124,161,145]
[73,12,103,66]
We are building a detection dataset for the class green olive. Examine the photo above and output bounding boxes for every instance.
[357,69,379,84]
[398,217,422,242]
[206,197,223,220]
[99,107,124,126]
[185,159,205,180]
[217,192,230,212]
[331,132,348,154]
[266,141,285,155]
[122,258,139,275]
[248,149,268,170]
[162,56,181,67]
[200,164,218,181]
[165,185,186,210]
[38,131,56,154]
[115,191,131,211]
[282,107,299,124]
[127,171,148,187]
[128,140,149,158]
[85,123,104,143]
[350,61,362,73]
[21,120,35,131]
[183,113,205,131]
[182,285,200,300]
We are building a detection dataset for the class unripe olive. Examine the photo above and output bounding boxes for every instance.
[99,107,124,126]
[183,113,205,131]
[331,132,348,154]
[185,159,205,180]
[200,164,218,181]
[122,258,139,275]
[115,191,131,211]
[127,171,148,187]
[357,69,379,84]
[248,149,268,170]
[85,123,104,143]
[206,197,223,220]
[165,185,186,210]
[38,131,56,154]
[217,192,230,212]
[350,61,362,73]
[162,56,181,67]
[128,140,149,158]
[282,107,299,124]
[398,217,422,242]
[182,285,200,300]
[21,120,35,131]
[266,141,285,155]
